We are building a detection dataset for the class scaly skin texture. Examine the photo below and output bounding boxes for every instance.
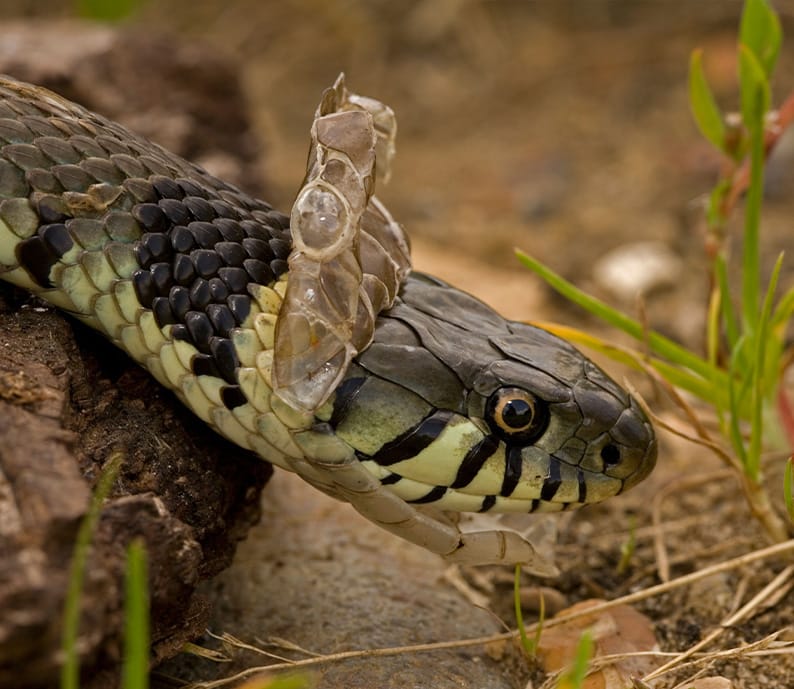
[0,75,656,570]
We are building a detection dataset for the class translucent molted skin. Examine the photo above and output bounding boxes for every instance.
[273,75,410,413]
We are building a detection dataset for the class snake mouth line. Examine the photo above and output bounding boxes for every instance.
[369,465,588,514]
[359,445,634,514]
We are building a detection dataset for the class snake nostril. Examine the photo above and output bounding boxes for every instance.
[601,443,621,467]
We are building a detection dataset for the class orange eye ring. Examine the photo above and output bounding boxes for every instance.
[485,386,549,444]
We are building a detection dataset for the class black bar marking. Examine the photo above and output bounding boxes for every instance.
[369,409,454,466]
[16,236,54,287]
[528,498,540,512]
[500,445,523,497]
[210,336,240,385]
[133,268,156,308]
[328,376,367,429]
[192,352,222,379]
[221,385,247,410]
[577,468,587,503]
[479,495,496,512]
[408,485,447,504]
[540,458,562,502]
[380,472,402,485]
[17,233,66,288]
[451,434,499,489]
[41,223,73,256]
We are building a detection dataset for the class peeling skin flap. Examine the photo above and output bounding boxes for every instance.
[273,74,410,413]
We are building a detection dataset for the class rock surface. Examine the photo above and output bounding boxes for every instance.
[160,471,517,689]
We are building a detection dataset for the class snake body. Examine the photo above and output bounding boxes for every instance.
[0,75,656,569]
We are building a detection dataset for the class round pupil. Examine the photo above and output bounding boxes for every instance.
[502,398,533,429]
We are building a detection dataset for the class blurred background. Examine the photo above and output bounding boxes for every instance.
[2,4,794,686]
[1,1,793,347]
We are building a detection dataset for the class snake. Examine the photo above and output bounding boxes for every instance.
[0,74,656,573]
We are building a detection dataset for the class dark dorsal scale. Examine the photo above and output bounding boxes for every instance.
[4,92,293,413]
[15,222,74,287]
[127,181,292,409]
[22,179,293,410]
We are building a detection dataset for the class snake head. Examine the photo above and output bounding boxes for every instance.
[329,273,657,514]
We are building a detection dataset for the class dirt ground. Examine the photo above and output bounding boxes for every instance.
[3,1,794,687]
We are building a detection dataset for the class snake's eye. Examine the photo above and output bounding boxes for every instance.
[485,387,549,444]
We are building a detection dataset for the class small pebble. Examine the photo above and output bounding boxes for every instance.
[593,240,682,300]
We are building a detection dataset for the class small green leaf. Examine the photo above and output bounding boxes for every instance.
[738,44,771,131]
[740,0,782,77]
[616,517,637,575]
[689,50,727,152]
[707,178,735,226]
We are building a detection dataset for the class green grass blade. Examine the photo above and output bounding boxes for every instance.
[535,322,728,406]
[538,321,728,405]
[61,453,124,689]
[771,283,794,330]
[689,50,727,152]
[738,46,769,332]
[516,249,722,384]
[557,630,593,689]
[123,539,150,689]
[740,0,782,77]
[707,177,735,225]
[715,254,740,350]
[616,517,637,575]
[728,335,750,466]
[651,359,727,406]
[514,565,535,656]
[747,253,783,479]
[707,279,726,417]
